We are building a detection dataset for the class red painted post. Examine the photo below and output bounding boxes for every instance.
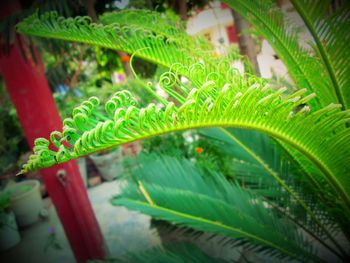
[0,1,106,262]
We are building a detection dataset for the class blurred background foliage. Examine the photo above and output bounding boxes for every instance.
[0,79,28,176]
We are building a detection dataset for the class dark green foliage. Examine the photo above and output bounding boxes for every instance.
[112,154,317,261]
[90,242,226,263]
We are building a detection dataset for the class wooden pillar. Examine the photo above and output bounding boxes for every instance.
[178,0,187,21]
[0,1,106,262]
[231,9,261,76]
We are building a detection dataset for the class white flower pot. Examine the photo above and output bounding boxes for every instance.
[0,211,21,251]
[90,148,124,181]
[7,180,43,227]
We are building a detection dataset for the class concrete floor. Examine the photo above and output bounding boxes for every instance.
[0,180,161,263]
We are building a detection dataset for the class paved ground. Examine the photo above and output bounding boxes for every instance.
[89,180,161,258]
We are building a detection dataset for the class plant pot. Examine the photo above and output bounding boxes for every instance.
[7,180,43,227]
[77,157,88,187]
[0,211,21,251]
[90,148,124,181]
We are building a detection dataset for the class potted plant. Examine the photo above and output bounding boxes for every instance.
[0,191,20,251]
[6,180,43,227]
[89,146,124,181]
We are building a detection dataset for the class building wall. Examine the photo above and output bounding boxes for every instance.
[186,1,235,53]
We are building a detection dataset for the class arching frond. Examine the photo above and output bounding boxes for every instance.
[112,154,318,261]
[16,11,248,90]
[19,63,350,216]
[290,0,350,109]
[16,11,222,87]
[222,0,337,108]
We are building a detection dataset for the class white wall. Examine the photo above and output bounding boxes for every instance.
[186,1,233,52]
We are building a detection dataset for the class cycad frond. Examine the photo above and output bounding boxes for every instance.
[112,154,317,261]
[16,11,250,91]
[290,0,350,109]
[16,11,183,67]
[223,0,336,108]
[19,63,350,215]
[16,11,221,86]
